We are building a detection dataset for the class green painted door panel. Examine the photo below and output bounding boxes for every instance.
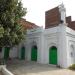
[4,47,10,60]
[31,46,37,61]
[21,47,25,60]
[49,47,57,65]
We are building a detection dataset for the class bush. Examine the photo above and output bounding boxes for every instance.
[68,64,75,70]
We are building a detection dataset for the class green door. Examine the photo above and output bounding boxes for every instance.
[21,47,25,60]
[49,46,57,65]
[4,47,10,60]
[31,46,37,61]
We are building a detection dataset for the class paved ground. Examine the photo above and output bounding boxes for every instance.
[6,59,75,75]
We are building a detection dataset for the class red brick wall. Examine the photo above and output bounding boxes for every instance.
[68,21,75,30]
[66,16,71,25]
[66,16,75,30]
[45,6,75,30]
[45,7,61,29]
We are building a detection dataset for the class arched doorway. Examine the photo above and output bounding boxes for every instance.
[49,46,57,65]
[31,45,37,61]
[20,46,25,60]
[4,47,10,60]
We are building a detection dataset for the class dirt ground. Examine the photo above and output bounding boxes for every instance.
[6,60,75,75]
[0,71,3,75]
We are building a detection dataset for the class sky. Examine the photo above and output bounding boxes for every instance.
[22,0,75,27]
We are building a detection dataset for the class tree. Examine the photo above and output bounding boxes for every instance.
[0,0,27,47]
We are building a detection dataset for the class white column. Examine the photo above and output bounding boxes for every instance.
[58,23,68,68]
[39,33,45,63]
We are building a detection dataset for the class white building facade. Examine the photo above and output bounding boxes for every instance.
[0,4,75,68]
[24,23,75,68]
[23,4,75,68]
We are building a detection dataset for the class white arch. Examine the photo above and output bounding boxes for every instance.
[48,43,58,64]
[30,41,37,47]
[48,43,57,50]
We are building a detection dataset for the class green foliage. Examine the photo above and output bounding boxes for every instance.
[0,0,27,47]
[68,64,75,70]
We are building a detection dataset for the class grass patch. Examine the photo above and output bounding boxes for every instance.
[68,64,75,70]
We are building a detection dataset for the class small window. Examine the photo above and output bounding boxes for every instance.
[0,47,2,52]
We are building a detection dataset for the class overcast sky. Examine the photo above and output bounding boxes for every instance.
[22,0,75,27]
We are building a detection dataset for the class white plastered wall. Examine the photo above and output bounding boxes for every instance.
[25,27,43,63]
[25,25,69,68]
[42,25,68,68]
[43,34,58,64]
[66,27,75,67]
[9,46,19,58]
